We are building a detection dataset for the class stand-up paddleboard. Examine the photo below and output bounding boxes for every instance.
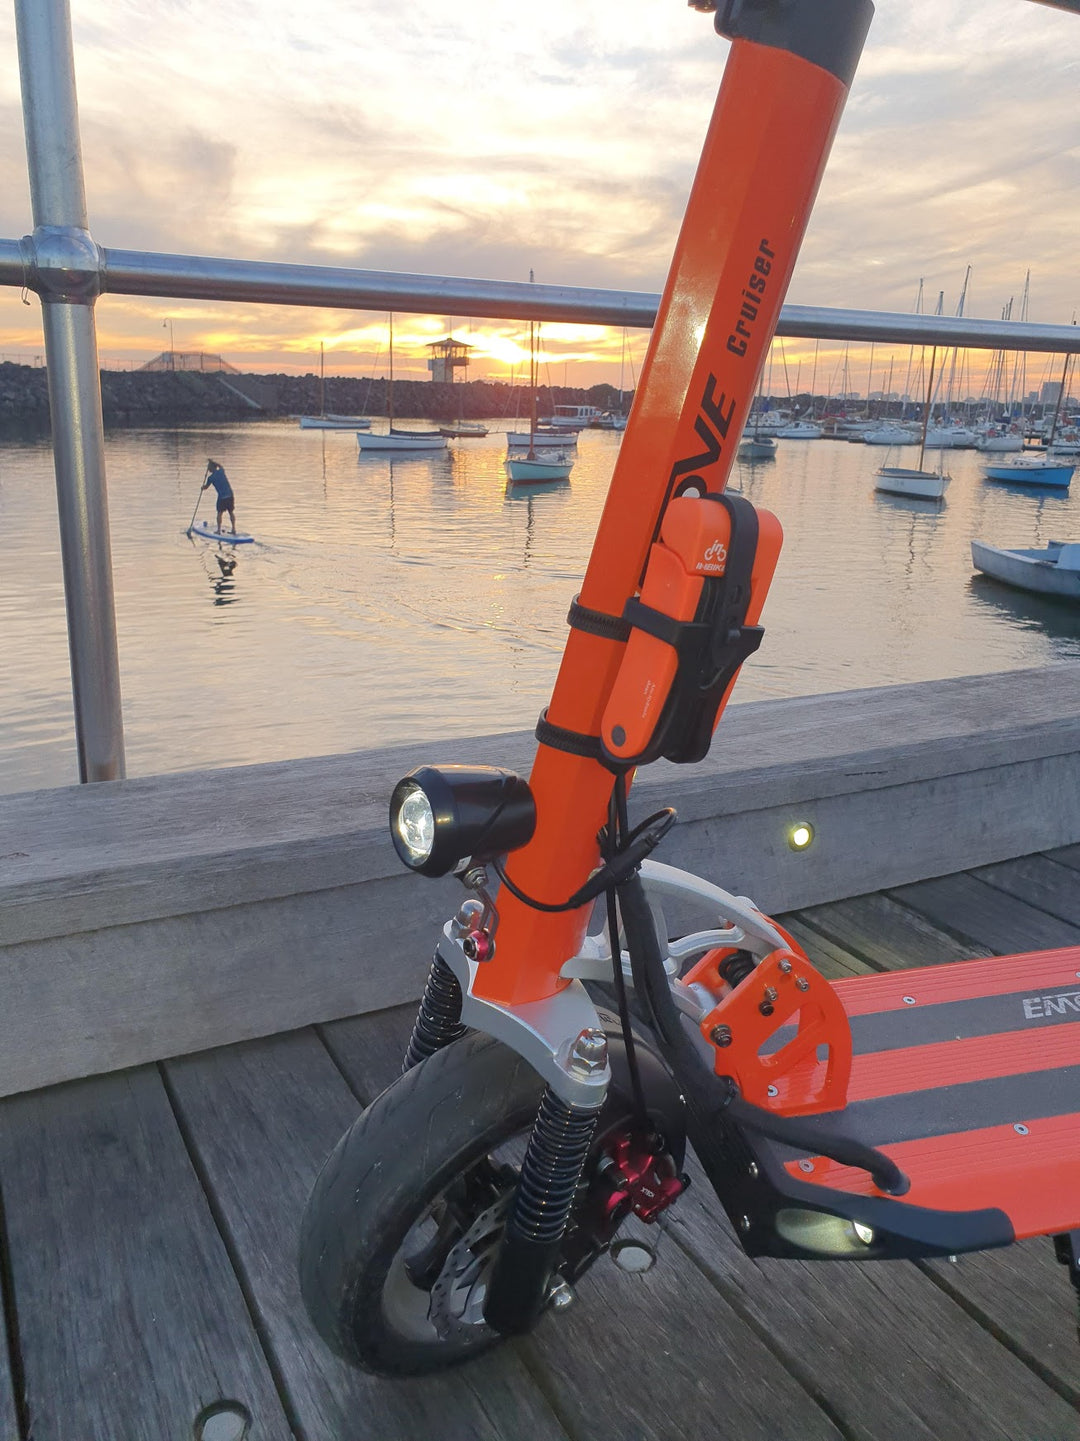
[188,520,254,544]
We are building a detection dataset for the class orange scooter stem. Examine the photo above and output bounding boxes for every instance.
[477,5,873,1008]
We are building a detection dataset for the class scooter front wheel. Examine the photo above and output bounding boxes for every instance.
[299,1029,549,1375]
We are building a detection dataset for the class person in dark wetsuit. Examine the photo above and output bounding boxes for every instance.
[202,459,237,534]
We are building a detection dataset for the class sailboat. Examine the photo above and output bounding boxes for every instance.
[506,318,573,484]
[299,342,372,430]
[737,382,778,460]
[874,346,950,499]
[356,316,448,452]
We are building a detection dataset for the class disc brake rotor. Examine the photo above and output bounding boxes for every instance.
[428,1192,512,1341]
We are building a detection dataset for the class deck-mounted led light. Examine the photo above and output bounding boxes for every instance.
[775,1207,876,1256]
[389,765,536,878]
[787,821,814,852]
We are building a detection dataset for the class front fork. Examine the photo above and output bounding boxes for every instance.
[402,891,610,1334]
[401,861,785,1332]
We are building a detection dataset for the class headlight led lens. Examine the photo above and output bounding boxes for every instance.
[388,765,536,877]
[395,784,435,864]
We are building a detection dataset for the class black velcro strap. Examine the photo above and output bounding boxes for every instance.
[534,708,607,762]
[566,594,633,643]
[621,598,712,652]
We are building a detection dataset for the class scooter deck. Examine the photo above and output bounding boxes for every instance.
[768,946,1080,1239]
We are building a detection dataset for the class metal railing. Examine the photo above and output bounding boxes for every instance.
[6,0,1080,784]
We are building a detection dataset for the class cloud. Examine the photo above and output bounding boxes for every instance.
[0,0,1077,380]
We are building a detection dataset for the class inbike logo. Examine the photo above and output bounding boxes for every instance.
[700,538,728,573]
[1021,990,1080,1020]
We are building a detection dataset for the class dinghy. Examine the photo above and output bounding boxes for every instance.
[971,539,1080,599]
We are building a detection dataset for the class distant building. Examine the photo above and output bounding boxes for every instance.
[140,351,238,373]
[426,337,473,383]
[1041,380,1063,406]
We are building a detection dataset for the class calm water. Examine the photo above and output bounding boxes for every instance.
[3,420,1080,795]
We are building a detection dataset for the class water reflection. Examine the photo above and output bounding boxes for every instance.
[190,537,242,607]
[968,573,1080,638]
[8,420,1080,794]
[504,480,572,566]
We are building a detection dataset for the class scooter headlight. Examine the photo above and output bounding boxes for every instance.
[389,765,536,878]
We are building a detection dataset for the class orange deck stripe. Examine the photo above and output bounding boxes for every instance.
[785,1112,1080,1238]
[832,948,1080,1017]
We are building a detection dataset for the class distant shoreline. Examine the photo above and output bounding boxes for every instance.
[0,361,625,436]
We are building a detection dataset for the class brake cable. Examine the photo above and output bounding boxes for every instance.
[603,773,650,1130]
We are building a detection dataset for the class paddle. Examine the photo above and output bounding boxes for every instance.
[187,466,209,533]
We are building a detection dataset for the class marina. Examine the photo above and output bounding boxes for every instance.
[8,423,1080,795]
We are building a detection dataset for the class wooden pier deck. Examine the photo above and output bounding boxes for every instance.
[2,847,1080,1441]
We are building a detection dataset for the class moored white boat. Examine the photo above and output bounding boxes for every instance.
[438,421,489,438]
[974,424,1023,453]
[737,434,777,460]
[862,424,915,446]
[1049,428,1080,457]
[774,419,823,439]
[507,311,574,485]
[356,313,449,453]
[505,453,573,484]
[982,456,1074,488]
[972,539,1080,599]
[549,404,602,430]
[356,428,448,452]
[923,424,976,449]
[300,414,372,430]
[874,465,949,500]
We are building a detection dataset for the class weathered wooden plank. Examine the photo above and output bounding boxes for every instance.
[519,1226,843,1441]
[323,1009,843,1441]
[792,890,994,971]
[778,912,875,978]
[670,1171,1080,1440]
[1047,843,1080,875]
[8,668,1080,939]
[319,1003,415,1101]
[0,1067,293,1441]
[972,853,1080,929]
[164,1029,571,1441]
[0,880,441,1099]
[888,872,1080,953]
[922,1241,1080,1407]
[0,1247,23,1439]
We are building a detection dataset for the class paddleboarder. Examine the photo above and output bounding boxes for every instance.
[202,459,237,534]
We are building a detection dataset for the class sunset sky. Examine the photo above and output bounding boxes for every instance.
[0,0,1077,393]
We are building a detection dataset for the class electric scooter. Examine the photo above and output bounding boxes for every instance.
[299,0,1080,1376]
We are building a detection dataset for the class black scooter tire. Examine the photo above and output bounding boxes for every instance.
[299,1029,546,1376]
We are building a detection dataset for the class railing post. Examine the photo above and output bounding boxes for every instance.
[14,0,125,782]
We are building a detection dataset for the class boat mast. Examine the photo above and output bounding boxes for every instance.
[918,346,938,472]
[318,341,325,418]
[943,266,971,425]
[809,339,819,418]
[528,320,538,460]
[901,279,923,419]
[388,312,395,430]
[1046,351,1072,446]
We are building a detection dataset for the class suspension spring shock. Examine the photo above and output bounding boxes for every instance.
[402,953,467,1072]
[484,1088,599,1335]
